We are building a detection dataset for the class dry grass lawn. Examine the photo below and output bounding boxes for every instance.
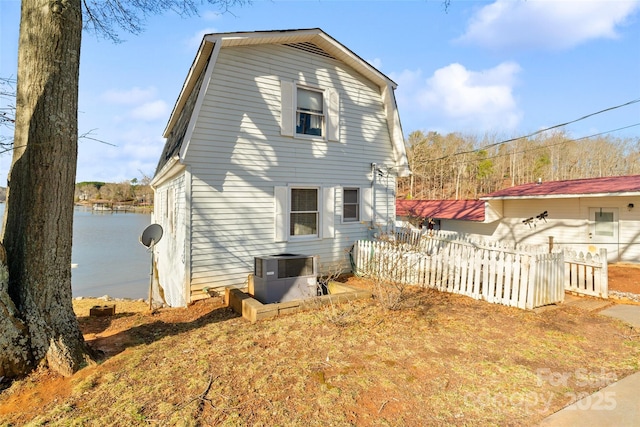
[1,273,640,426]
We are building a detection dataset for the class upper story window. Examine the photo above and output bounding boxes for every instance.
[280,80,340,142]
[297,88,324,137]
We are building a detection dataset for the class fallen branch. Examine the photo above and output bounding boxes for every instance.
[164,373,219,426]
[378,397,398,414]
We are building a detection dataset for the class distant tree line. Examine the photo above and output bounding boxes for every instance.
[75,178,153,206]
[397,130,640,200]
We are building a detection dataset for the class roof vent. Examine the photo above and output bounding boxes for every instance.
[537,178,542,185]
[284,42,336,60]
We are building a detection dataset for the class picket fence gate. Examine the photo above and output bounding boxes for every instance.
[563,248,608,298]
[352,236,565,310]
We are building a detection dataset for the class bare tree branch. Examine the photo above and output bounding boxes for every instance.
[79,129,117,147]
[81,0,249,42]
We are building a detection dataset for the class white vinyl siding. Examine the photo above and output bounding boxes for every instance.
[180,43,397,295]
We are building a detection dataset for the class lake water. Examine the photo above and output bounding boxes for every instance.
[1,204,151,300]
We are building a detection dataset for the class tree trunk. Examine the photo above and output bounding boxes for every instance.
[0,0,93,378]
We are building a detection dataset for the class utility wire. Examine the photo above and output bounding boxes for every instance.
[448,122,640,165]
[427,98,640,162]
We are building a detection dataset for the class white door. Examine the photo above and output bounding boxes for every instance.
[588,207,619,261]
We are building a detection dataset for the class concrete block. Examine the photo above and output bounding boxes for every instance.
[89,304,115,317]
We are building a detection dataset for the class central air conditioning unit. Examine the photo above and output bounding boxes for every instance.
[251,254,319,304]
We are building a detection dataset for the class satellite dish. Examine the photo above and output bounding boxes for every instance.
[140,224,163,248]
[140,224,163,311]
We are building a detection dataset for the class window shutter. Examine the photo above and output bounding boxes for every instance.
[336,185,343,222]
[280,80,295,137]
[274,186,288,242]
[322,187,335,239]
[326,88,340,142]
[362,186,373,222]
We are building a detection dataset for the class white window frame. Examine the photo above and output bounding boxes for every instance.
[296,86,325,138]
[280,80,340,142]
[274,186,335,242]
[342,187,360,223]
[289,186,320,239]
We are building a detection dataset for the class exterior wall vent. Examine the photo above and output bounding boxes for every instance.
[284,42,336,60]
[252,254,319,303]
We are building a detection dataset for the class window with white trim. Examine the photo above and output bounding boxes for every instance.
[290,188,319,237]
[274,186,335,242]
[297,88,324,137]
[280,80,340,142]
[343,188,359,222]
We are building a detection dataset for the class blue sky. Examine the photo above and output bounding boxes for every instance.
[1,0,639,183]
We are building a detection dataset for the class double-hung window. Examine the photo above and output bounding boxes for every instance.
[290,188,319,237]
[343,188,359,222]
[296,88,324,137]
[280,80,340,141]
[275,185,371,242]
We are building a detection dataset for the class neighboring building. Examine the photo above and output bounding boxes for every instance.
[396,199,489,230]
[399,175,640,263]
[151,29,410,307]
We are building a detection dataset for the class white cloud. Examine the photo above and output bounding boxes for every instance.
[457,0,640,50]
[392,62,523,133]
[130,100,170,121]
[102,87,158,105]
[76,126,165,182]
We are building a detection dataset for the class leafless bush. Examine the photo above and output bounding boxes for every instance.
[364,226,423,311]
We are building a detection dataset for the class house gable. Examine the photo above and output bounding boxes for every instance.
[155,28,409,181]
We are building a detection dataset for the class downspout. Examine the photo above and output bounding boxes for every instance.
[371,163,377,229]
[386,171,390,233]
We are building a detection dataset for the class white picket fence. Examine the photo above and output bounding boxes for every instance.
[353,237,565,310]
[563,248,608,298]
[391,229,609,299]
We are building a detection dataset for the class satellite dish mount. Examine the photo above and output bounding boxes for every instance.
[140,224,163,310]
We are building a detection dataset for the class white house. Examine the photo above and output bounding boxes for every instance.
[151,29,410,307]
[402,176,640,263]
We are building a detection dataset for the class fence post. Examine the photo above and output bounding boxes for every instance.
[525,255,538,309]
[599,248,608,298]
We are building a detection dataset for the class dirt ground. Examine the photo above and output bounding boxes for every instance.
[1,265,639,426]
[607,263,640,295]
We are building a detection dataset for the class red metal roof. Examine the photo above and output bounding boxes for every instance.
[396,199,485,221]
[482,175,640,199]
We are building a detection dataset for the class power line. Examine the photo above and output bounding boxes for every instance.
[427,98,640,161]
[448,122,640,165]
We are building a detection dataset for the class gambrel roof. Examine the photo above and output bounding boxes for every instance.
[153,28,410,183]
[482,175,640,199]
